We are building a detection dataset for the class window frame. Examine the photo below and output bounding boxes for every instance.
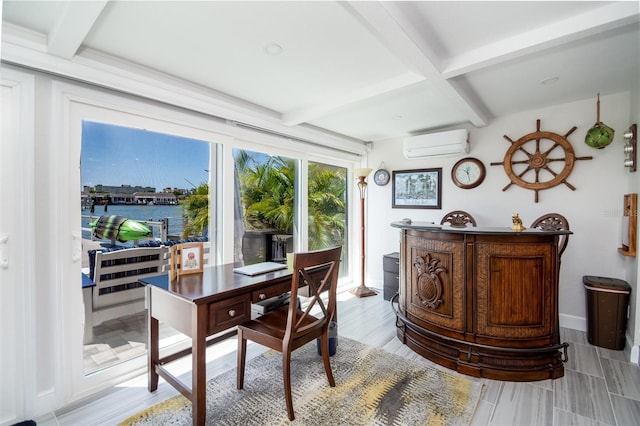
[55,82,225,399]
[51,80,359,402]
[228,139,354,269]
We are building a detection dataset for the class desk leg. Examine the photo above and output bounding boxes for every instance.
[192,303,207,425]
[148,287,159,392]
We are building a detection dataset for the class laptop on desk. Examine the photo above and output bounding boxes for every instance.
[233,262,287,276]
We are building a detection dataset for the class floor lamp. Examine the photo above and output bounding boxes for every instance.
[350,168,377,298]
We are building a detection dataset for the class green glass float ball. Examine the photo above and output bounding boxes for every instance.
[585,124,614,149]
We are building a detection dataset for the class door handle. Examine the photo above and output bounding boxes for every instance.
[71,233,82,262]
[0,234,8,269]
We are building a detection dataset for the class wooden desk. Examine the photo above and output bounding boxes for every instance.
[140,263,293,426]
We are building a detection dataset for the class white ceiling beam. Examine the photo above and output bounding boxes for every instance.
[282,72,423,126]
[442,1,640,78]
[344,1,489,127]
[343,2,443,81]
[47,0,108,59]
[1,28,367,155]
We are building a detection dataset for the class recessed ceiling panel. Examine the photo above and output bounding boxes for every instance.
[401,1,611,59]
[2,1,638,144]
[311,81,469,141]
[459,24,640,117]
[2,0,67,34]
[82,1,409,113]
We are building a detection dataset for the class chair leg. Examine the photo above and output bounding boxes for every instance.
[236,329,247,390]
[282,349,295,421]
[320,333,335,387]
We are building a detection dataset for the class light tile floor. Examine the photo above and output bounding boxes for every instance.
[38,289,640,425]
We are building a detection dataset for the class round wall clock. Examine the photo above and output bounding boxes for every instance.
[451,157,486,189]
[373,169,390,186]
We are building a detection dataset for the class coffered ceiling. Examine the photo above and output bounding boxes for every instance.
[2,1,639,144]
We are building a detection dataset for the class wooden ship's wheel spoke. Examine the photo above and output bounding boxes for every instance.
[490,119,592,202]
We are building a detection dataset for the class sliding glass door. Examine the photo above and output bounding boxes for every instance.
[59,84,220,399]
[233,150,349,278]
[59,83,354,401]
[233,150,295,264]
[308,161,348,276]
[80,121,211,375]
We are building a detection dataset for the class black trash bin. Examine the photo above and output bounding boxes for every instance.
[317,321,337,356]
[583,275,631,350]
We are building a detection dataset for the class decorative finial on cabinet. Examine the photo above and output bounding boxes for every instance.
[511,213,526,231]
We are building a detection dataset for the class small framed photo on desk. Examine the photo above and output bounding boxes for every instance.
[171,242,204,277]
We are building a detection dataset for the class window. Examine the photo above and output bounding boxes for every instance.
[233,150,349,278]
[233,149,295,265]
[308,161,348,276]
[58,82,355,399]
[59,84,220,397]
[80,121,211,374]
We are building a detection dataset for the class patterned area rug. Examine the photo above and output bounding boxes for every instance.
[120,338,483,425]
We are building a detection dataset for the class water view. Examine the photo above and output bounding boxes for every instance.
[81,204,185,242]
[80,120,210,246]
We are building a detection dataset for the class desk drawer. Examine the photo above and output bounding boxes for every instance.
[208,294,251,334]
[252,280,291,303]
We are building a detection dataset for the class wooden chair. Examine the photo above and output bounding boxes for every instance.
[236,246,342,421]
[530,213,570,258]
[440,210,477,227]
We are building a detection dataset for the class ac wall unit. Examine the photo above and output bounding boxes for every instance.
[403,129,469,158]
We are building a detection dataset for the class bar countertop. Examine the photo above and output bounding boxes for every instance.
[390,220,572,235]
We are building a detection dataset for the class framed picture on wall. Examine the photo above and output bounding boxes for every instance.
[392,168,442,209]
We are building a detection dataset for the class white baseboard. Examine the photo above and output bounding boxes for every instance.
[631,342,639,364]
[560,314,638,364]
[559,313,586,332]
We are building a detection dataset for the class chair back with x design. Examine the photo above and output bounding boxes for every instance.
[285,248,339,341]
[236,246,342,421]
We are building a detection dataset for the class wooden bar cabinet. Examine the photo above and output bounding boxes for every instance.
[391,221,572,381]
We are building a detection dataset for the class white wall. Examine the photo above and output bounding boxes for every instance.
[626,81,640,362]
[366,92,634,334]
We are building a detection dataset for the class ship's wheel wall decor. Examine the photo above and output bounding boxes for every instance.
[491,119,593,202]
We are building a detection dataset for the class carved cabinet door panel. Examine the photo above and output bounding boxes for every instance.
[405,232,465,335]
[474,239,556,345]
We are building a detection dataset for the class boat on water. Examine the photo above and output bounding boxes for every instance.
[89,215,152,243]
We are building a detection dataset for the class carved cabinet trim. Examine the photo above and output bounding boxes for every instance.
[405,233,465,334]
[394,224,569,382]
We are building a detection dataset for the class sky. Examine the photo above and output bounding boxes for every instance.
[81,121,210,190]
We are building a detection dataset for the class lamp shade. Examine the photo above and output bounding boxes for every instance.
[354,168,372,178]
